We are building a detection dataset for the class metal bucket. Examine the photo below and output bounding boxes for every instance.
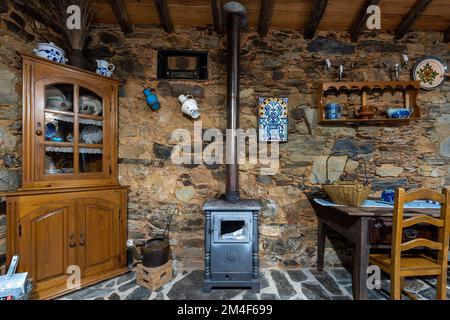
[130,209,177,269]
[141,236,171,268]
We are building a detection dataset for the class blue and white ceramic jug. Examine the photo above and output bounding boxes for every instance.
[96,60,115,77]
[325,102,342,119]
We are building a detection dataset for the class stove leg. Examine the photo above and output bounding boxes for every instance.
[251,284,260,294]
[203,283,212,293]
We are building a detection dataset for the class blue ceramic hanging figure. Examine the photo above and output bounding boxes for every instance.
[144,88,160,111]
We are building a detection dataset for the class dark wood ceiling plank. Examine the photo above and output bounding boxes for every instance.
[304,0,328,39]
[258,0,276,37]
[10,0,64,34]
[107,0,133,33]
[210,0,223,34]
[153,0,174,33]
[394,0,433,40]
[350,0,381,42]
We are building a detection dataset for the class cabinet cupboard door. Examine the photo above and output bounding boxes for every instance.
[33,81,113,184]
[19,201,76,293]
[77,199,120,277]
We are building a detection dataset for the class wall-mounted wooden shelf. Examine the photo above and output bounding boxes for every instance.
[320,118,416,125]
[318,81,421,125]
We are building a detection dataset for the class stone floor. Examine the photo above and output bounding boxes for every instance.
[59,267,450,300]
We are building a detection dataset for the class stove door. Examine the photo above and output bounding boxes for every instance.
[212,213,251,243]
[210,212,253,279]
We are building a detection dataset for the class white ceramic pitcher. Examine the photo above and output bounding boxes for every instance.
[178,95,200,119]
[96,60,115,77]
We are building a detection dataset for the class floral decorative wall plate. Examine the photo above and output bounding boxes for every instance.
[258,97,288,142]
[412,56,447,90]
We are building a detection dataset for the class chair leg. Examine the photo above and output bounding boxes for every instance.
[391,274,402,300]
[436,273,447,300]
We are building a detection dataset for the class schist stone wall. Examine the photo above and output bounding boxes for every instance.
[0,0,39,263]
[1,0,449,269]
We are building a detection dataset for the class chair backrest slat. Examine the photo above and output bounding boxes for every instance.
[401,239,442,252]
[402,215,444,228]
[402,188,445,204]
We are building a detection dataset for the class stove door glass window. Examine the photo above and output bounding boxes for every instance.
[220,220,246,241]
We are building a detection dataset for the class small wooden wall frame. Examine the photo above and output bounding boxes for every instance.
[317,81,421,125]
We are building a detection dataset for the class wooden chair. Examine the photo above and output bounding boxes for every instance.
[369,188,450,300]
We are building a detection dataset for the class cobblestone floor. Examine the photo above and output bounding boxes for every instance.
[59,267,450,300]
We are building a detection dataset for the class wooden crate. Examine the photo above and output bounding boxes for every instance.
[136,261,173,290]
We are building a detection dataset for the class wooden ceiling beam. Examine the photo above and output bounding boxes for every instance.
[350,0,381,42]
[210,0,223,34]
[258,0,276,37]
[444,27,450,42]
[10,0,64,34]
[304,0,328,39]
[107,0,133,34]
[153,0,174,33]
[394,0,433,40]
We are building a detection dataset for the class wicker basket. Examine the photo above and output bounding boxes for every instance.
[323,181,372,207]
[322,153,371,207]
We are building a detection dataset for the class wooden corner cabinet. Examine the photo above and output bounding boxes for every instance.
[1,55,128,299]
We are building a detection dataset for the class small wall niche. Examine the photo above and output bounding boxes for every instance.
[157,50,208,80]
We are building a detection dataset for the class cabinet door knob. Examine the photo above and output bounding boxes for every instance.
[35,130,43,136]
[79,234,85,246]
[69,235,76,248]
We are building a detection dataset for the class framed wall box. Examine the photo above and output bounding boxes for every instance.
[157,50,208,80]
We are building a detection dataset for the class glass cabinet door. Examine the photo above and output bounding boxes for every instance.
[78,87,104,174]
[40,83,105,178]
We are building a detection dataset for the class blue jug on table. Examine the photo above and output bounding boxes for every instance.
[144,88,160,111]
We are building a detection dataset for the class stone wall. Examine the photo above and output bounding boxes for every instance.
[0,0,49,265]
[83,26,449,270]
[0,1,449,270]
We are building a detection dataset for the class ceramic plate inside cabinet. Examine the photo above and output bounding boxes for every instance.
[413,56,447,90]
[79,95,103,116]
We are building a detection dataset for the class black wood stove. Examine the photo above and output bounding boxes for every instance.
[203,1,261,293]
[203,200,261,292]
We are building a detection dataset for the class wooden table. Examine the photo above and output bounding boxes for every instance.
[310,199,440,300]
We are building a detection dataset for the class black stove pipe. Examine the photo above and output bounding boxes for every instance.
[224,2,247,202]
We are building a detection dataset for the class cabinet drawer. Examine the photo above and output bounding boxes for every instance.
[368,218,438,245]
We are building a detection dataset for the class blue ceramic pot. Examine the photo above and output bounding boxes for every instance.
[325,102,342,119]
[33,42,68,64]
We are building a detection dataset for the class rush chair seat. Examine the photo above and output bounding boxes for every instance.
[369,188,450,300]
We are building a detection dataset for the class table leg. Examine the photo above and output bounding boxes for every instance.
[317,220,326,272]
[352,218,369,300]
